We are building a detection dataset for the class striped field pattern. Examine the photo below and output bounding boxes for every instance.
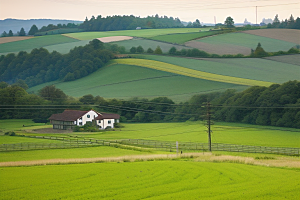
[113,59,274,87]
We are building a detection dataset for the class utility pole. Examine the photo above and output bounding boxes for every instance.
[206,102,212,152]
[256,6,258,25]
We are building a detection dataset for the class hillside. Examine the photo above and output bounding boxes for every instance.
[0,19,82,34]
[28,54,300,102]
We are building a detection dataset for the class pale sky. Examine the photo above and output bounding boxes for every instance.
[1,0,299,23]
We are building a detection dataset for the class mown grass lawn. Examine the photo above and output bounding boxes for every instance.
[1,161,299,199]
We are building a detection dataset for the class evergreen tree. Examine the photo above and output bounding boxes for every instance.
[19,28,26,36]
[154,46,163,54]
[1,31,7,37]
[28,25,39,35]
[136,45,144,53]
[8,30,13,36]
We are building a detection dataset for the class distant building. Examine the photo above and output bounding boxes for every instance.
[49,110,120,130]
[244,18,251,25]
[136,27,141,30]
[261,18,273,25]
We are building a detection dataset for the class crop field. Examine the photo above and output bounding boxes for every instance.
[111,38,189,53]
[0,36,33,44]
[134,55,300,83]
[0,35,80,54]
[114,58,273,86]
[28,63,242,102]
[149,31,221,44]
[64,28,209,40]
[264,54,300,66]
[1,161,299,199]
[242,29,300,44]
[43,40,90,54]
[185,32,298,55]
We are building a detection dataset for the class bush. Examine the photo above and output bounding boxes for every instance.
[4,131,16,136]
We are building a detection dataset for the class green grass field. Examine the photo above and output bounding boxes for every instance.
[114,58,273,86]
[0,146,154,162]
[197,32,297,52]
[28,63,242,102]
[264,54,300,66]
[43,40,90,54]
[134,55,300,84]
[64,28,209,40]
[111,38,189,53]
[0,35,80,54]
[1,161,299,199]
[149,31,221,44]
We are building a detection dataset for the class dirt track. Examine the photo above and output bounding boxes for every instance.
[242,29,300,44]
[1,153,299,168]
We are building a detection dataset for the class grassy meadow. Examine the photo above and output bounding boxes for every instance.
[1,161,299,199]
[64,28,209,40]
[114,58,273,86]
[28,63,242,102]
[196,32,298,52]
[111,38,189,53]
[134,55,300,84]
[0,35,79,54]
[149,31,221,44]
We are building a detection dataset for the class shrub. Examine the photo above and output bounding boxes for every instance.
[154,46,163,54]
[146,48,154,53]
[4,131,16,136]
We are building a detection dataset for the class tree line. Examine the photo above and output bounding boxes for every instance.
[267,14,300,29]
[1,81,298,129]
[79,15,184,31]
[0,39,118,87]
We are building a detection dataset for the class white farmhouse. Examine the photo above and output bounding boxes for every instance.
[49,109,120,130]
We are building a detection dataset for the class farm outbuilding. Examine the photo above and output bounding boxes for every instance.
[49,109,120,130]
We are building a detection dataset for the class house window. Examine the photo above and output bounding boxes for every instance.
[87,115,90,118]
[79,122,82,125]
[108,120,111,124]
[79,117,82,120]
[98,120,101,123]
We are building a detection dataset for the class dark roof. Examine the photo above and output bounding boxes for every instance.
[95,113,120,120]
[49,110,89,121]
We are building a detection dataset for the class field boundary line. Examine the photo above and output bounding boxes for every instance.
[113,58,274,87]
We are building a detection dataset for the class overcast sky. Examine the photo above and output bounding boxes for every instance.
[1,0,299,23]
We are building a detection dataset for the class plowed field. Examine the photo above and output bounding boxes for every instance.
[242,29,300,44]
[0,36,33,44]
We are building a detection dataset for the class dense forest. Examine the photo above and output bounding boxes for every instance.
[79,15,185,31]
[0,39,119,87]
[1,81,299,128]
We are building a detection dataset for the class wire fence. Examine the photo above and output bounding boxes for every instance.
[1,136,299,156]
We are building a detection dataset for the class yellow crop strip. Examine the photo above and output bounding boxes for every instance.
[113,59,274,87]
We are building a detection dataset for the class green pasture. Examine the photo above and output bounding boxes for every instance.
[43,40,90,54]
[149,31,220,44]
[64,28,209,40]
[0,119,45,131]
[114,58,273,86]
[28,63,242,102]
[1,161,299,199]
[0,135,62,145]
[0,35,79,54]
[135,55,300,83]
[0,146,154,162]
[2,120,299,148]
[72,122,300,148]
[197,32,298,52]
[111,38,189,53]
